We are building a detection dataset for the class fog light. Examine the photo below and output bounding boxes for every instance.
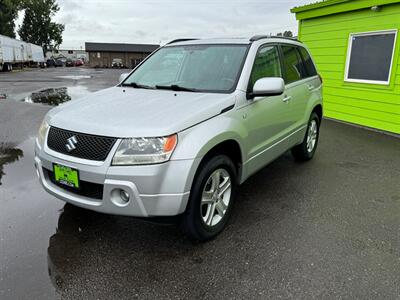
[120,190,130,203]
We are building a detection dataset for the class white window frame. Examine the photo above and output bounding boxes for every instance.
[344,29,398,85]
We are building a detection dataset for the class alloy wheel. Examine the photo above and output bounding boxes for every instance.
[200,168,232,227]
[306,119,318,153]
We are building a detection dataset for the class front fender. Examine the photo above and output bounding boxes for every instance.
[172,113,247,161]
[171,112,247,192]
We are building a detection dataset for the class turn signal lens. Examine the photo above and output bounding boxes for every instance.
[164,134,177,152]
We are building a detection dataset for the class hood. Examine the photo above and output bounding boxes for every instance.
[47,86,236,138]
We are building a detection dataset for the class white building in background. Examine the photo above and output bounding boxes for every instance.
[46,49,88,62]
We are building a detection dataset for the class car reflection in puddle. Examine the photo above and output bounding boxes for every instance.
[46,202,189,296]
[0,143,24,185]
[23,86,90,106]
[47,204,90,290]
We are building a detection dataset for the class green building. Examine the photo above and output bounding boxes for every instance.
[291,0,400,134]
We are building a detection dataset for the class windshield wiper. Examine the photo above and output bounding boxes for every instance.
[121,82,154,89]
[155,84,198,92]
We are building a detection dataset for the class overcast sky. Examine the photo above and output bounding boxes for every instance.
[17,0,312,49]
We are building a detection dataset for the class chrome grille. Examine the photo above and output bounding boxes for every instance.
[47,127,117,161]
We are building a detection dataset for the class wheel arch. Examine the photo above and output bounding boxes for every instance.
[196,139,243,183]
[312,104,323,122]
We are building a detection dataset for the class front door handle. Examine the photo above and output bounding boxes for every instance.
[283,95,292,103]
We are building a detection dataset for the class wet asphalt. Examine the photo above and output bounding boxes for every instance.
[0,68,400,300]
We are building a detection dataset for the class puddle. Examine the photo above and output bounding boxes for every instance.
[0,143,24,185]
[56,75,91,80]
[22,86,90,106]
[0,137,62,300]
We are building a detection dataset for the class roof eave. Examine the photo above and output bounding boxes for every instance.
[291,0,350,13]
[291,0,400,20]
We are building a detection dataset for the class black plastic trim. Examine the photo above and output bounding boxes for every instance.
[220,104,235,114]
[249,35,300,43]
[166,38,199,45]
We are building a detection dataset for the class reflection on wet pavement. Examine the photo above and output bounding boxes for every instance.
[45,203,192,299]
[0,144,23,185]
[56,75,92,80]
[22,86,90,105]
[0,138,62,300]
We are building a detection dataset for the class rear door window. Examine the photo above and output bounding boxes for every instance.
[298,47,317,77]
[281,45,307,84]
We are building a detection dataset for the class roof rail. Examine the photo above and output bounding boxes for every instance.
[249,35,300,42]
[166,38,198,45]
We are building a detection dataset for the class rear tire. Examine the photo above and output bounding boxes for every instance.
[181,155,237,241]
[291,112,320,161]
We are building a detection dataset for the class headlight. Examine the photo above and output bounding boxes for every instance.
[37,120,49,147]
[112,134,177,165]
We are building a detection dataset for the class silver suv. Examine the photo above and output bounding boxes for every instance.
[35,36,322,240]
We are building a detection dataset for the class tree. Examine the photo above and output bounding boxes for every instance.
[283,31,293,38]
[18,0,64,53]
[276,31,294,38]
[0,0,19,38]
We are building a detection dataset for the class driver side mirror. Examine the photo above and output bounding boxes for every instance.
[118,73,129,83]
[247,77,285,99]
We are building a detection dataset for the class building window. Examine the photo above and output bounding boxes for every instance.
[345,30,397,85]
[68,50,73,54]
[97,52,101,58]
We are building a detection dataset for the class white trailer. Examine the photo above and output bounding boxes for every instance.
[29,43,45,64]
[0,34,44,71]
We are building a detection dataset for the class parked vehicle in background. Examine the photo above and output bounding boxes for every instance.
[74,59,84,66]
[65,58,75,67]
[46,59,56,67]
[0,34,44,71]
[55,59,64,67]
[111,58,124,68]
[35,36,323,241]
[46,58,64,67]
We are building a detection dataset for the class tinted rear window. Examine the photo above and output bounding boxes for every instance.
[281,45,307,84]
[298,47,317,77]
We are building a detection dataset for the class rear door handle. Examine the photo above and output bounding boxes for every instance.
[307,84,315,91]
[283,95,292,103]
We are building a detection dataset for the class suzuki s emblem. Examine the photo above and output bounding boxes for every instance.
[66,136,78,152]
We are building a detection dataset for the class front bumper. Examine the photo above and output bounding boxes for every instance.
[35,140,200,217]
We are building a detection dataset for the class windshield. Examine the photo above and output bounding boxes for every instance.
[122,44,249,93]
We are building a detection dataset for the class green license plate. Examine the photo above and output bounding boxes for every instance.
[53,164,80,189]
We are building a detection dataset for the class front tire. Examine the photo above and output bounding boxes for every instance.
[291,112,320,161]
[181,155,237,241]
